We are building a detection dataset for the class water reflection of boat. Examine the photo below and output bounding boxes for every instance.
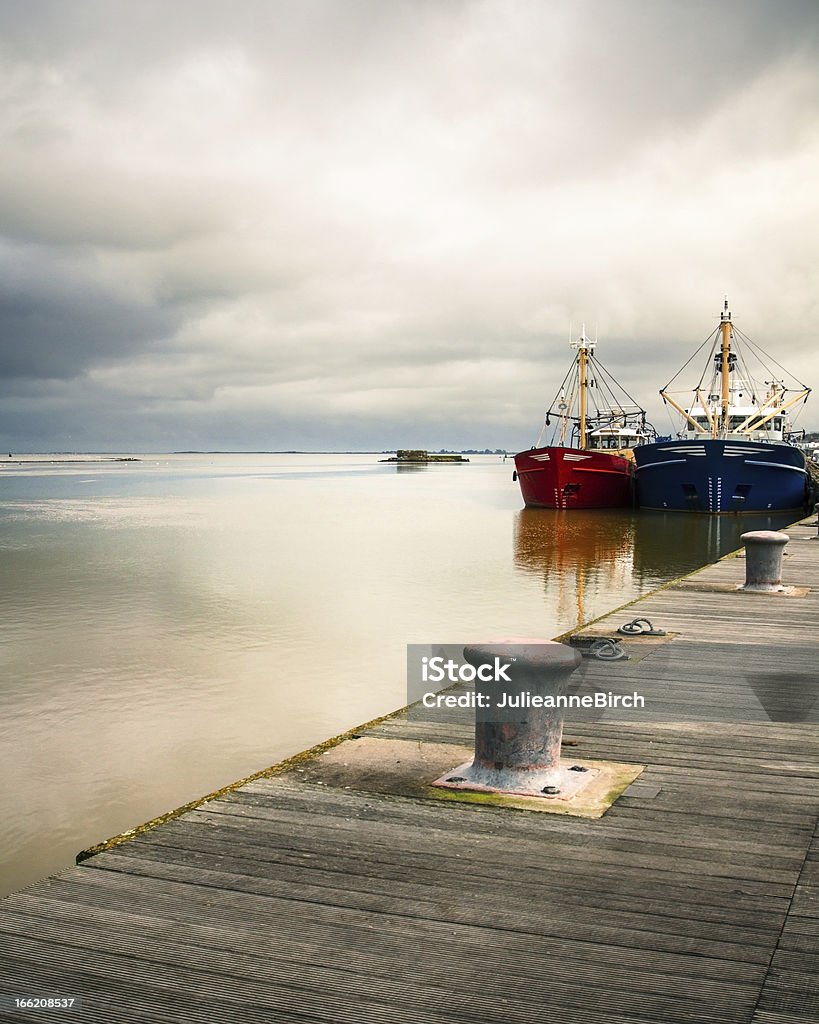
[514,508,634,575]
[513,329,654,509]
[513,509,636,628]
[628,509,797,579]
[635,300,811,513]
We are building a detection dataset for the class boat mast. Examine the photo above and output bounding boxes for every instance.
[573,326,593,450]
[718,298,732,437]
[580,337,588,450]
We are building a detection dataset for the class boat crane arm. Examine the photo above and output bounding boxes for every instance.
[742,389,811,433]
[660,391,708,433]
[695,388,715,432]
[730,389,785,433]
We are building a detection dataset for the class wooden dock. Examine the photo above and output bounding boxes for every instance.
[1,520,817,1022]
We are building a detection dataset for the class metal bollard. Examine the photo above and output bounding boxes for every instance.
[436,638,584,797]
[740,531,789,592]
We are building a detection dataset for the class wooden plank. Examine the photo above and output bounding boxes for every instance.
[0,904,765,1016]
[752,820,819,1023]
[4,878,769,986]
[0,928,761,1024]
[87,831,791,933]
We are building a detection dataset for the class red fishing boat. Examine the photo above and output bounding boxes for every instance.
[513,329,654,509]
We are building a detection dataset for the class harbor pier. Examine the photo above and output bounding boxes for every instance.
[0,520,817,1022]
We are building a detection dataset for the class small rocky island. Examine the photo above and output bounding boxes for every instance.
[380,449,470,464]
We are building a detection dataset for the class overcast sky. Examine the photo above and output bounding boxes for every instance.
[1,0,817,452]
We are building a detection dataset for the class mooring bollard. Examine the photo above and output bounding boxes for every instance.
[434,638,585,797]
[741,530,789,592]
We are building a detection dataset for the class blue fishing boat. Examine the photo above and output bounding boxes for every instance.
[635,301,811,513]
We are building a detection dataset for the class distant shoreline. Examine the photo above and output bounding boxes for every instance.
[3,450,509,457]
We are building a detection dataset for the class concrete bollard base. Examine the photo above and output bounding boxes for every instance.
[431,758,599,800]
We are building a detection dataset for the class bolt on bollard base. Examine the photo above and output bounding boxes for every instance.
[431,639,598,800]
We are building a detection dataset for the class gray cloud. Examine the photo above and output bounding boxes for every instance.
[0,0,817,450]
[0,240,184,380]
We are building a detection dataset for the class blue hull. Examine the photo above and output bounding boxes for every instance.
[634,439,808,513]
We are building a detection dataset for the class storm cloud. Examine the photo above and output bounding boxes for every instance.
[1,0,817,451]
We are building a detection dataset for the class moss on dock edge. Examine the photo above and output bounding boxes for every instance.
[76,703,412,863]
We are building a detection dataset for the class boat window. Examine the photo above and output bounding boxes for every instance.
[590,434,638,449]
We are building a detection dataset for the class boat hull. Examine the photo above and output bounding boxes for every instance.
[634,439,809,513]
[513,446,634,509]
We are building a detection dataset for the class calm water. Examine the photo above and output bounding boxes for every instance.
[0,453,796,895]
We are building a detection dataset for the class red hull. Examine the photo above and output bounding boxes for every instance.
[514,446,634,509]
